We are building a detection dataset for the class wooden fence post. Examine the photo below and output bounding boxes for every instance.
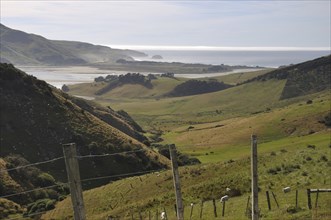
[271,191,279,208]
[189,203,194,220]
[212,198,218,217]
[251,134,259,220]
[62,143,86,220]
[266,191,271,210]
[169,144,184,220]
[199,200,204,219]
[315,190,319,208]
[222,201,226,217]
[307,189,312,210]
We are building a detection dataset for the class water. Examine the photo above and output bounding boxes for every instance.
[18,66,128,89]
[135,50,330,67]
[18,50,330,89]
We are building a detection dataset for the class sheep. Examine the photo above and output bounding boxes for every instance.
[220,195,229,202]
[161,211,166,220]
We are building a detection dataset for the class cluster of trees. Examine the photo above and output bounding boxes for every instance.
[94,73,158,84]
[167,79,232,97]
[160,72,175,78]
[94,75,118,83]
[95,73,155,95]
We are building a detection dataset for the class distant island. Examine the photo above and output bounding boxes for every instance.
[152,55,163,59]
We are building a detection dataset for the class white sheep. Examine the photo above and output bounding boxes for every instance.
[220,195,229,202]
[283,187,291,193]
[161,211,166,219]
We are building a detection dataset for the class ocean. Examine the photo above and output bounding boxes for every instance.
[19,49,330,88]
[134,50,330,67]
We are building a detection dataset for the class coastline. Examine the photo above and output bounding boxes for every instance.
[17,65,264,89]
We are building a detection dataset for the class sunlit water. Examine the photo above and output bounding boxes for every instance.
[18,50,330,89]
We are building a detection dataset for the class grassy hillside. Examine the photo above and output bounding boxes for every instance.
[23,56,331,219]
[0,63,170,195]
[66,56,331,168]
[245,55,331,99]
[68,76,188,99]
[0,23,145,65]
[162,92,330,163]
[96,79,287,131]
[43,135,331,219]
[211,68,274,85]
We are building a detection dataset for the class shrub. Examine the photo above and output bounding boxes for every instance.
[307,145,316,149]
[61,84,69,92]
[228,188,242,197]
[26,199,56,215]
[320,155,328,162]
[323,112,331,127]
[283,164,301,174]
[286,205,302,213]
[36,173,56,187]
[306,156,313,161]
[267,166,281,175]
[46,189,58,200]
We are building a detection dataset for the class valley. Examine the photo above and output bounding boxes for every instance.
[41,55,331,219]
[1,24,330,220]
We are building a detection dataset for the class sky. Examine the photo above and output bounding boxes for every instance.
[1,0,330,50]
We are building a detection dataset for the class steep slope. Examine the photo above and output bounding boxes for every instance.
[0,24,146,66]
[0,63,169,186]
[244,55,331,99]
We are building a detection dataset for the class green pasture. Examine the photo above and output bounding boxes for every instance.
[43,137,331,219]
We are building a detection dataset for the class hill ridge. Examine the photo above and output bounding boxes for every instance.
[0,23,147,65]
[243,55,331,99]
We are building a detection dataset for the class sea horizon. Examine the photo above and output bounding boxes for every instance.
[106,45,330,68]
[107,45,331,51]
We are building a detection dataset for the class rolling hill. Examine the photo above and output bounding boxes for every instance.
[245,55,331,99]
[0,63,170,214]
[2,55,330,219]
[0,24,147,66]
[40,56,331,220]
[67,56,330,164]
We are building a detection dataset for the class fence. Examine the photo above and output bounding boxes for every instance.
[1,136,330,220]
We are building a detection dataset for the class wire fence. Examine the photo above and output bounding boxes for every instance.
[2,144,330,220]
[0,183,68,199]
[0,146,170,219]
[0,156,64,173]
[76,149,147,159]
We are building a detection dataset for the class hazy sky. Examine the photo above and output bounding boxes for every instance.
[1,0,330,49]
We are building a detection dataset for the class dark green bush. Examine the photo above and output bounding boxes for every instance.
[36,173,56,187]
[26,199,56,215]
